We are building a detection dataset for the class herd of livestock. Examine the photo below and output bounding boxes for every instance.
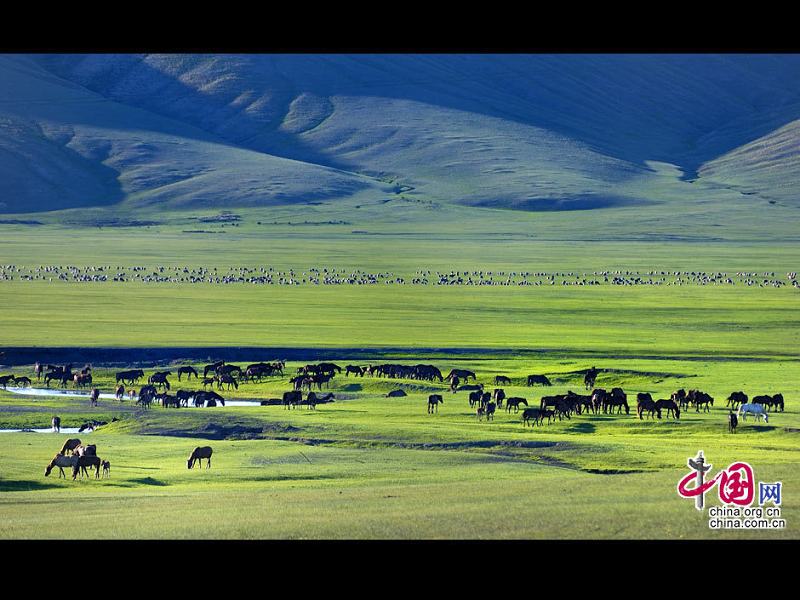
[1,263,797,289]
[1,361,786,431]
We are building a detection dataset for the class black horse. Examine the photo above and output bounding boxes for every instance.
[527,374,552,386]
[177,366,199,381]
[505,397,528,413]
[428,394,443,414]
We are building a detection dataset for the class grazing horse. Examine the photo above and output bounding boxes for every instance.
[637,399,658,420]
[160,394,180,408]
[148,371,171,391]
[72,455,102,480]
[203,361,225,378]
[428,394,443,414]
[728,411,738,434]
[590,389,607,414]
[527,374,552,386]
[637,392,653,404]
[0,374,16,389]
[176,390,194,407]
[345,365,365,377]
[449,375,460,394]
[283,390,302,410]
[672,389,689,409]
[654,399,681,420]
[52,416,61,433]
[506,397,528,413]
[447,369,476,382]
[217,374,239,390]
[101,460,111,478]
[605,388,629,415]
[45,453,80,478]
[194,390,225,407]
[59,438,82,455]
[495,375,512,385]
[727,391,748,409]
[738,403,769,423]
[188,446,213,469]
[115,385,125,402]
[14,376,31,388]
[177,366,198,381]
[692,392,714,413]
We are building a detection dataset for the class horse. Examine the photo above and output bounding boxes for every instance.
[176,390,194,407]
[692,392,714,413]
[654,399,681,420]
[605,388,629,415]
[428,394,443,414]
[522,408,542,427]
[177,366,198,381]
[45,453,80,478]
[14,376,31,388]
[495,375,512,385]
[160,394,180,408]
[74,444,97,457]
[217,374,239,390]
[447,369,476,382]
[283,390,302,410]
[584,367,599,390]
[201,377,217,390]
[115,385,125,402]
[637,392,653,404]
[728,411,738,434]
[505,397,528,413]
[89,388,100,407]
[0,375,12,389]
[194,390,225,407]
[738,403,769,423]
[672,389,689,409]
[483,401,496,421]
[52,416,61,433]
[492,388,505,408]
[34,361,43,381]
[637,399,658,420]
[468,390,483,408]
[345,365,365,377]
[72,455,102,480]
[188,446,213,469]
[128,388,137,401]
[449,375,460,393]
[59,438,82,455]
[116,369,144,385]
[101,460,111,478]
[590,389,607,414]
[203,361,224,378]
[527,374,552,386]
[148,371,171,391]
[727,391,748,409]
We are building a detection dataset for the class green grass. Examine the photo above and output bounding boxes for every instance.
[0,356,797,538]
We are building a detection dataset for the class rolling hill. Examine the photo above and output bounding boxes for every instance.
[1,53,799,215]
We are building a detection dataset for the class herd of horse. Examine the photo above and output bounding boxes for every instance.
[44,438,109,480]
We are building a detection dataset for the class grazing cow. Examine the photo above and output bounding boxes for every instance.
[505,397,528,413]
[386,389,407,397]
[654,399,681,420]
[727,391,748,409]
[728,411,738,434]
[738,403,769,423]
[527,374,552,387]
[188,446,213,469]
[428,394,443,414]
[495,375,512,385]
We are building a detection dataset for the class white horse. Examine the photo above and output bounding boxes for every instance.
[738,403,769,423]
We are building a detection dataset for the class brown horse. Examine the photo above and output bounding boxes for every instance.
[59,438,82,455]
[72,455,102,480]
[428,394,443,414]
[188,446,213,469]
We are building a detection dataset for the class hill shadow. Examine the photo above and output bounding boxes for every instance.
[128,477,169,486]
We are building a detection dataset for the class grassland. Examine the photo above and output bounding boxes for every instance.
[0,202,798,539]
